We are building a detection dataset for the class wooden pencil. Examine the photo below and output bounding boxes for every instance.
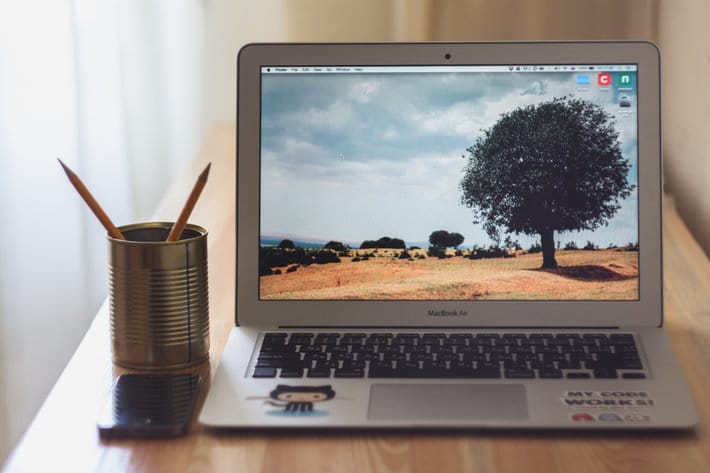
[58,159,126,240]
[166,163,211,242]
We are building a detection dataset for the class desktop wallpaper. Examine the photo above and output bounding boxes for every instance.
[259,68,639,300]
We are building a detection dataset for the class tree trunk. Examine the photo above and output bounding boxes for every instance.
[540,228,558,269]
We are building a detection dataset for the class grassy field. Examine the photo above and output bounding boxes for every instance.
[259,249,639,300]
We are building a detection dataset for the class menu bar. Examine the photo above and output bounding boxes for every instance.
[261,65,638,74]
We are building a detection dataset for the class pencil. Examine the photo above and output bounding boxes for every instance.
[166,162,211,242]
[57,159,126,240]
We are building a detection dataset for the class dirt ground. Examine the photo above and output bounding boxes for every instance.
[259,249,639,300]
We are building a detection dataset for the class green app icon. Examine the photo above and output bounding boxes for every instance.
[618,73,633,87]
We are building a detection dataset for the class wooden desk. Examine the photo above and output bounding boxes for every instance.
[4,125,710,473]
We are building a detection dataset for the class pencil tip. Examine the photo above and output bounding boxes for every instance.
[57,158,71,175]
[200,162,211,180]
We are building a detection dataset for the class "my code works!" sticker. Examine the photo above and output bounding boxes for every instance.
[562,391,655,408]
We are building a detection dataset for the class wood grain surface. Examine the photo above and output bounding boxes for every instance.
[3,125,709,473]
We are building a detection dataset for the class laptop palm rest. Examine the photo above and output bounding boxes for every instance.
[367,384,528,421]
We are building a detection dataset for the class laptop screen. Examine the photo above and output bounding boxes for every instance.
[259,64,638,301]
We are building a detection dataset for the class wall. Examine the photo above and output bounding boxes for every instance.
[657,0,710,256]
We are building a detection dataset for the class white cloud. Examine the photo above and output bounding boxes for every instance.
[411,101,484,137]
[348,80,381,103]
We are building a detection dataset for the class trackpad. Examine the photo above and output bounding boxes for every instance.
[368,384,528,421]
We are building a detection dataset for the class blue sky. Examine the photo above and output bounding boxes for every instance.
[261,70,638,249]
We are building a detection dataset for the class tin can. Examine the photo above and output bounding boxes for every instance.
[108,222,209,369]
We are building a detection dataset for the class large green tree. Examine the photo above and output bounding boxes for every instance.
[460,97,634,269]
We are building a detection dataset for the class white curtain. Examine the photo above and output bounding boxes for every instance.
[0,0,206,461]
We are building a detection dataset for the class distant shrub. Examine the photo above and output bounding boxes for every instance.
[273,268,282,275]
[624,242,639,251]
[468,245,511,260]
[278,239,295,249]
[409,246,421,250]
[427,245,446,258]
[312,250,341,264]
[429,230,465,249]
[399,250,412,260]
[416,254,426,259]
[582,240,598,251]
[260,246,324,270]
[564,241,578,250]
[352,256,361,262]
[286,265,298,273]
[360,236,406,249]
[260,246,292,268]
[325,241,347,252]
[528,242,542,254]
[503,236,522,250]
[259,261,273,276]
[455,249,463,257]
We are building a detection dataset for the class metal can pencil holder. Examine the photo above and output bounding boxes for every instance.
[108,222,210,369]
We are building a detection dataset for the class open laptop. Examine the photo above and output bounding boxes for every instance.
[199,41,698,429]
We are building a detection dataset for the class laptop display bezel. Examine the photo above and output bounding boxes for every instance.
[236,41,662,328]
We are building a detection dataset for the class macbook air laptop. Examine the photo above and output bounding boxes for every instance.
[199,41,698,429]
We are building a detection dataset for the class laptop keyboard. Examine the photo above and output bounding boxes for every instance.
[252,332,646,380]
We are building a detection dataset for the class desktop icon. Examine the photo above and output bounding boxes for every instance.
[576,75,590,85]
[597,72,611,86]
[618,73,633,86]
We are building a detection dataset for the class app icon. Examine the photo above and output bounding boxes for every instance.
[597,72,611,87]
[619,94,632,108]
[599,413,622,422]
[571,413,595,422]
[618,73,633,86]
[624,414,651,422]
[576,75,590,85]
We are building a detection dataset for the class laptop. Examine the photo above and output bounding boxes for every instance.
[199,41,698,429]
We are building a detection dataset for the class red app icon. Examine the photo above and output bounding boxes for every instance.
[597,73,611,87]
[571,413,595,422]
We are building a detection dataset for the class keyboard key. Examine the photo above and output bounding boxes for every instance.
[610,334,635,343]
[257,352,300,360]
[253,367,277,378]
[593,369,618,379]
[263,332,288,339]
[334,369,365,378]
[617,359,643,369]
[505,368,535,379]
[566,372,591,379]
[280,368,304,378]
[307,368,331,378]
[539,369,563,379]
[622,372,647,379]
